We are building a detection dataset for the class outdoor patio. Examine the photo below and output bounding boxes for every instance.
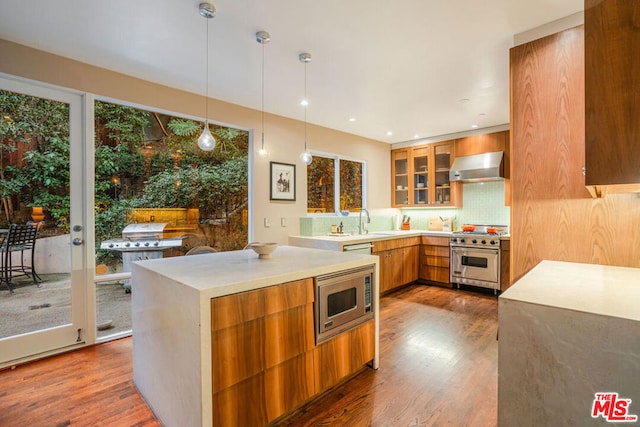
[0,274,131,340]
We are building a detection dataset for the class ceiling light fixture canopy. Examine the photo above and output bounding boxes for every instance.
[299,52,313,165]
[198,2,216,152]
[257,30,270,157]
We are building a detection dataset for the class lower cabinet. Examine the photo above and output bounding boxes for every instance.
[373,237,420,294]
[420,236,451,286]
[210,278,374,426]
[313,320,375,393]
[500,239,511,292]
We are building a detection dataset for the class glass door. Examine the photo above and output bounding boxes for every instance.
[412,147,428,205]
[392,150,409,206]
[434,143,452,204]
[0,77,87,365]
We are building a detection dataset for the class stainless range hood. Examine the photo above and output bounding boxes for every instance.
[449,151,504,182]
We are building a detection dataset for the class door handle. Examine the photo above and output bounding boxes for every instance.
[72,238,84,246]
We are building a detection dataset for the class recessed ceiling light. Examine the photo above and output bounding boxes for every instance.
[348,117,356,122]
[300,99,309,107]
[471,124,479,129]
[414,134,420,139]
[387,131,393,136]
[479,113,486,116]
[458,98,470,103]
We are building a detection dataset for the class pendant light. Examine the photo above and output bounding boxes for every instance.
[299,52,313,165]
[256,30,271,157]
[198,2,216,151]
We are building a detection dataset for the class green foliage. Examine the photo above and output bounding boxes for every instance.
[94,102,149,146]
[1,93,250,252]
[141,157,248,219]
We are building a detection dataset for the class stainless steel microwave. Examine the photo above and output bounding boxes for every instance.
[314,265,374,344]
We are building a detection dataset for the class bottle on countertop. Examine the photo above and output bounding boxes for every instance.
[338,222,344,234]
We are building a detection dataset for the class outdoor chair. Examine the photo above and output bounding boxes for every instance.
[185,245,217,256]
[1,222,42,293]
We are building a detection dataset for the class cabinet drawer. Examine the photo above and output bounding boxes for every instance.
[420,266,450,284]
[422,245,449,258]
[373,236,420,252]
[422,255,449,268]
[421,236,450,246]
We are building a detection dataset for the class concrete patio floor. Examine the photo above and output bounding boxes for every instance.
[0,274,131,340]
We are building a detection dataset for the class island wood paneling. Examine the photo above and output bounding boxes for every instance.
[510,25,640,283]
[211,278,316,425]
[313,320,374,394]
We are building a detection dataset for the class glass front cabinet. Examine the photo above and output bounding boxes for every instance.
[391,140,460,207]
[392,150,410,206]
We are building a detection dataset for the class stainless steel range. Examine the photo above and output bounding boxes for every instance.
[449,225,508,294]
[100,223,185,291]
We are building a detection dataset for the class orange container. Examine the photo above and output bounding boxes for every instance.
[401,222,410,230]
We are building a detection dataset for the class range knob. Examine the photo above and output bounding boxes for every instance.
[490,240,496,245]
[125,242,131,247]
[460,238,465,243]
[153,241,159,246]
[481,240,486,244]
[144,241,150,247]
[135,242,140,247]
[108,243,114,248]
[472,239,477,244]
[451,238,458,243]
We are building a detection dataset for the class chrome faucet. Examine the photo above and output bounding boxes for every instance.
[358,208,370,234]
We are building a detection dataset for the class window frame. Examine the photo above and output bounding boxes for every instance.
[307,150,367,216]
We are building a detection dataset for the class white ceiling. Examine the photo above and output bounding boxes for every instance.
[0,0,583,144]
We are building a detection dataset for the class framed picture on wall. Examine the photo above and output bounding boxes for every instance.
[270,161,296,201]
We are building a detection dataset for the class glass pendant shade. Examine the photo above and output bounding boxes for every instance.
[198,122,216,151]
[300,150,313,165]
[258,133,267,156]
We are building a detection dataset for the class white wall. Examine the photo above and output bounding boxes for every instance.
[0,39,391,245]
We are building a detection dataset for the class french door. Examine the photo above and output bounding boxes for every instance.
[0,76,89,366]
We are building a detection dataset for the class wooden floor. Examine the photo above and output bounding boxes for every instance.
[0,284,498,427]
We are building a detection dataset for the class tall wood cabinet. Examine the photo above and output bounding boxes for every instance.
[391,141,460,207]
[585,0,640,197]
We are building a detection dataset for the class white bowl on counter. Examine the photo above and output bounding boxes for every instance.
[245,242,278,259]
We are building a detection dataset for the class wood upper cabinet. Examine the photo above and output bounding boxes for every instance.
[585,0,640,197]
[391,141,460,207]
[455,130,510,180]
[391,149,410,206]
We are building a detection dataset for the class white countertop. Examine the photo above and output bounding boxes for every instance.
[133,245,377,298]
[500,260,640,321]
[289,229,510,252]
[289,229,451,251]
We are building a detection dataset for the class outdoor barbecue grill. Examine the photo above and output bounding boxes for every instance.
[100,222,185,291]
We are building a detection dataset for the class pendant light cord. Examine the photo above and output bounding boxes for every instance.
[205,18,209,127]
[261,40,265,148]
[304,60,307,151]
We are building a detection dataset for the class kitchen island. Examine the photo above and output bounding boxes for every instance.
[131,245,379,427]
[498,260,640,426]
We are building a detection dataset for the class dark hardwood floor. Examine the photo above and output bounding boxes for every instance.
[0,284,498,427]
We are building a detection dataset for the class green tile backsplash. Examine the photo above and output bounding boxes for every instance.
[299,181,510,235]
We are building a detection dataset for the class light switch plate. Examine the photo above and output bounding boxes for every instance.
[264,218,270,228]
[281,217,286,227]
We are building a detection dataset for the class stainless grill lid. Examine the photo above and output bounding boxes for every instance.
[122,222,168,239]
